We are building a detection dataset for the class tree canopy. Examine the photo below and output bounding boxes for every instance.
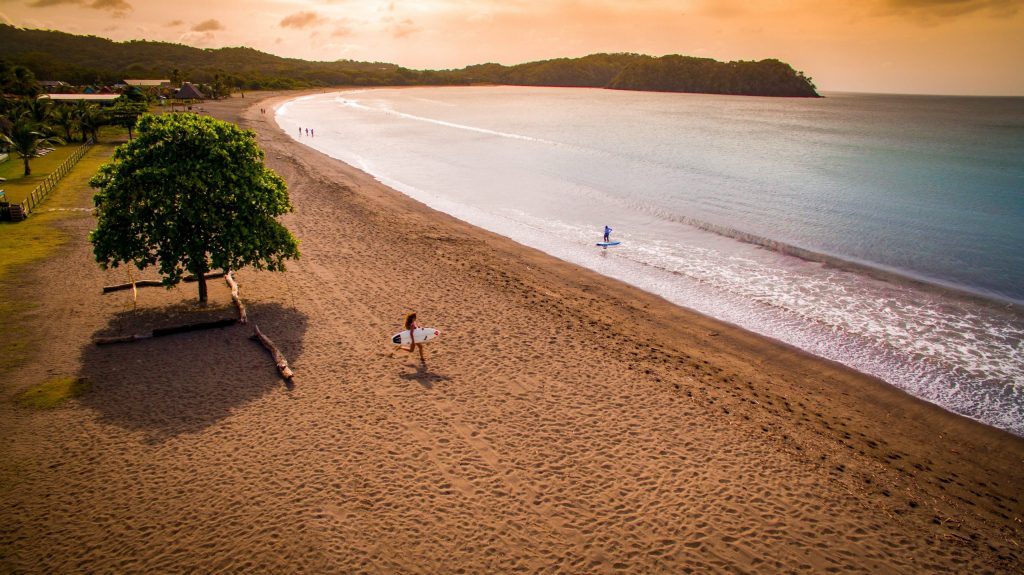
[89,113,300,303]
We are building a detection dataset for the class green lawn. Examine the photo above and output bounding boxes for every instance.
[0,129,126,373]
[0,145,79,205]
[1,126,128,206]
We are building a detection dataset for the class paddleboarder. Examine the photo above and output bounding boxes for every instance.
[603,225,613,243]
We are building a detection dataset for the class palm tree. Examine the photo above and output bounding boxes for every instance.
[23,97,54,127]
[7,114,64,176]
[52,104,79,143]
[74,101,105,143]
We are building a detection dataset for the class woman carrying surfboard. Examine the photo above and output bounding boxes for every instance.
[404,312,426,364]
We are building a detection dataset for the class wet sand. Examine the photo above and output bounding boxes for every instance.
[1,91,1022,573]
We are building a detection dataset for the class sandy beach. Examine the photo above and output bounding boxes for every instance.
[2,91,1022,573]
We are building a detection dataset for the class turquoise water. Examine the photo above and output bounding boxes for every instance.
[277,87,1024,435]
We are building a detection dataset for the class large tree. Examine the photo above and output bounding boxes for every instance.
[89,113,300,303]
[108,96,148,140]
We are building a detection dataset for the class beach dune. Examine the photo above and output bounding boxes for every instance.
[1,92,1021,573]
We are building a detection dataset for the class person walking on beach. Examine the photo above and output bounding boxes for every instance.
[603,225,613,243]
[403,312,426,364]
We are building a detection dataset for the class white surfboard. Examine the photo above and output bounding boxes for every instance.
[391,327,440,346]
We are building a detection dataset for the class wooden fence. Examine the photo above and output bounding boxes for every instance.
[7,138,94,222]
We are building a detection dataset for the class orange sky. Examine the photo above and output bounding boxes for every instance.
[3,0,1023,95]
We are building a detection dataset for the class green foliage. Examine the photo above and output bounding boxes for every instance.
[4,111,64,175]
[15,376,90,409]
[51,104,79,143]
[608,55,819,97]
[74,100,106,143]
[0,25,819,98]
[120,86,147,102]
[480,53,651,87]
[108,97,148,139]
[89,113,300,302]
[0,58,40,96]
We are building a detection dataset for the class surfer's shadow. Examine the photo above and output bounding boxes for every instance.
[399,365,451,390]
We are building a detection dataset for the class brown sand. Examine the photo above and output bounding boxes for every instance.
[1,91,1022,574]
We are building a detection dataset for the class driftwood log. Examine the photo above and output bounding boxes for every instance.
[102,279,163,293]
[251,323,294,380]
[97,270,294,381]
[102,271,227,293]
[227,271,293,380]
[94,318,237,345]
[224,272,248,324]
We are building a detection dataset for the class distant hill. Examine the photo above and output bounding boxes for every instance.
[0,25,819,97]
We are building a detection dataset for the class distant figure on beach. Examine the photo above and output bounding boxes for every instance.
[298,127,302,136]
[311,128,315,137]
[603,225,613,243]
[404,312,426,364]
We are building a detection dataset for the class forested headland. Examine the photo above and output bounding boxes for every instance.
[0,25,819,98]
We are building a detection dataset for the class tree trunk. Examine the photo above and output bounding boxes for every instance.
[197,270,208,304]
[23,155,31,176]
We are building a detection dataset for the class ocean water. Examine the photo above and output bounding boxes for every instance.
[276,86,1024,435]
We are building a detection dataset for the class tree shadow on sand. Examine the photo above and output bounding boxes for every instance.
[78,302,308,443]
[399,362,451,390]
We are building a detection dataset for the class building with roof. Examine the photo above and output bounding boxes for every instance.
[123,79,170,87]
[37,80,71,93]
[40,94,120,104]
[174,82,206,100]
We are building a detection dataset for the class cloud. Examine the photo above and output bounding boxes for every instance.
[386,17,419,38]
[331,24,354,37]
[28,0,132,14]
[178,29,218,47]
[165,19,184,27]
[280,11,327,29]
[28,0,82,6]
[90,0,131,14]
[192,19,224,32]
[882,0,1022,17]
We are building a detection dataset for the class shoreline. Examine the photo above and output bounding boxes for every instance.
[276,87,1024,433]
[1,90,1021,573]
[239,90,1024,564]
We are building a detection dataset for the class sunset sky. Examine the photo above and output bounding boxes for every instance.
[3,0,1023,95]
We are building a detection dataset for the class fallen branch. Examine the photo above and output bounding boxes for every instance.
[93,333,154,345]
[251,322,294,380]
[228,272,292,380]
[153,318,237,337]
[184,271,226,283]
[102,271,227,293]
[94,318,237,345]
[98,270,293,381]
[224,271,247,324]
[102,280,164,293]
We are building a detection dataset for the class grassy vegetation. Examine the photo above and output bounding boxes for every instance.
[14,376,90,409]
[0,144,79,205]
[0,125,127,373]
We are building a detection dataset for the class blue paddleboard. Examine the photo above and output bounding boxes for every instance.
[596,241,621,247]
